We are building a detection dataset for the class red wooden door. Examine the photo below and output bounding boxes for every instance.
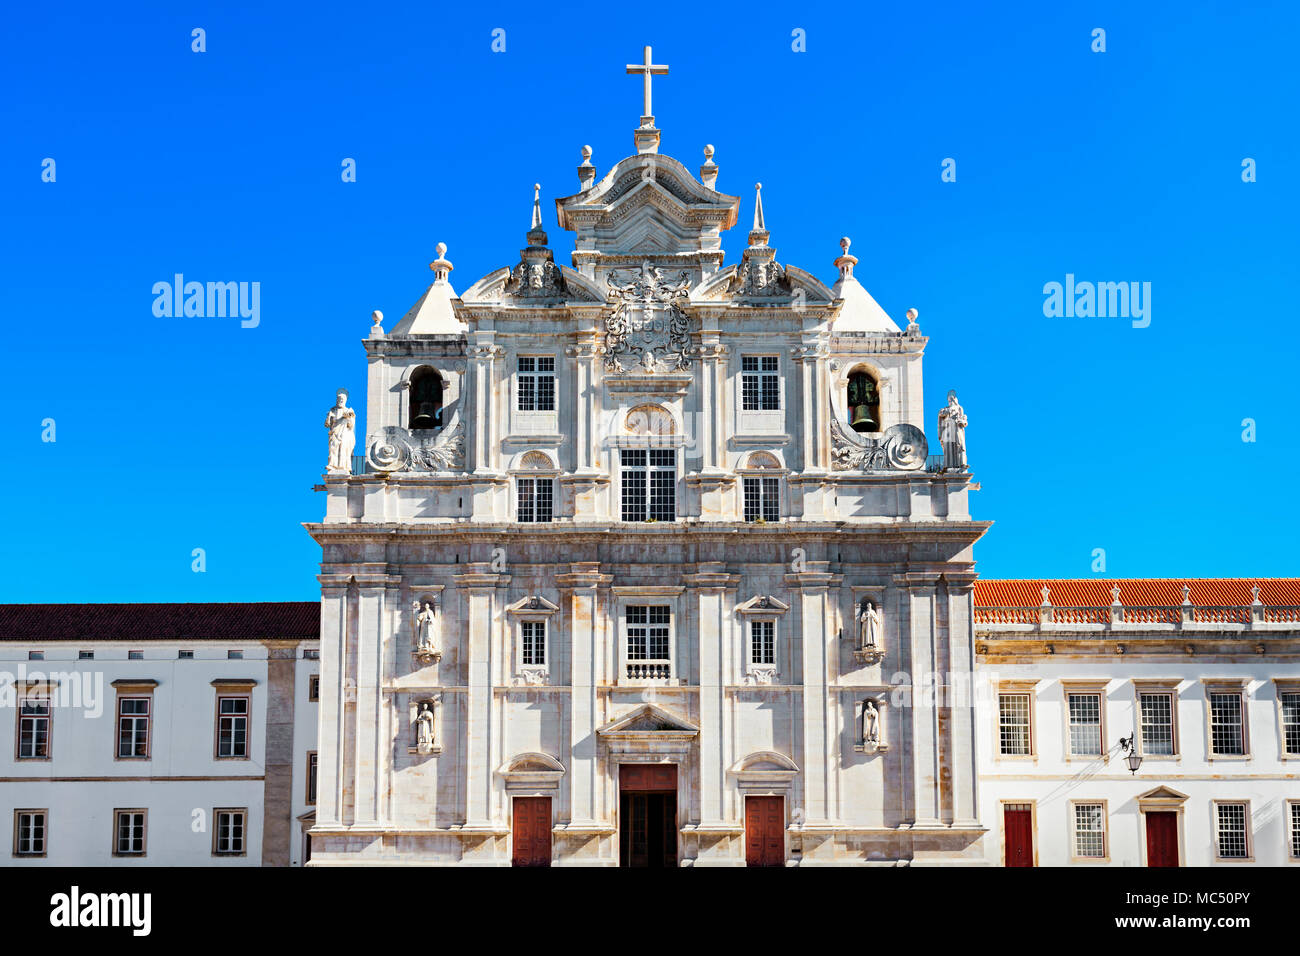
[745,796,785,867]
[1004,804,1033,867]
[1145,812,1179,867]
[512,797,551,867]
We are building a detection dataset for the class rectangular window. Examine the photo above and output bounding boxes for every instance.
[213,809,246,856]
[627,606,671,661]
[998,693,1032,756]
[750,620,775,665]
[1139,692,1175,756]
[117,698,151,758]
[128,650,143,660]
[620,449,675,522]
[1280,692,1300,755]
[14,810,46,857]
[78,650,94,660]
[227,649,243,660]
[517,476,554,523]
[517,356,556,411]
[114,810,146,856]
[521,621,546,666]
[18,696,51,759]
[217,697,249,758]
[1215,803,1249,859]
[303,648,319,660]
[28,651,43,661]
[1072,803,1106,859]
[742,476,781,522]
[1209,692,1245,755]
[309,675,320,702]
[1290,802,1300,859]
[741,356,780,411]
[307,752,318,805]
[1067,693,1102,756]
[178,649,194,660]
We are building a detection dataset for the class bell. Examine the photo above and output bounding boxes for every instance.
[850,405,875,432]
[412,402,438,429]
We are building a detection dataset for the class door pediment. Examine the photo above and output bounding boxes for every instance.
[596,702,699,738]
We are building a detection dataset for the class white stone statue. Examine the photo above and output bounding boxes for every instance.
[860,601,882,651]
[413,601,438,655]
[415,702,436,754]
[325,388,356,475]
[937,390,968,472]
[863,699,881,747]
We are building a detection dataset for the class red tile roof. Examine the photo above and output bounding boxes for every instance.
[974,578,1300,608]
[0,602,320,642]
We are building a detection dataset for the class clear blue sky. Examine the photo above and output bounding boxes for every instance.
[2,1,1296,602]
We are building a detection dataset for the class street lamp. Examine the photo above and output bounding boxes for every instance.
[1118,734,1143,774]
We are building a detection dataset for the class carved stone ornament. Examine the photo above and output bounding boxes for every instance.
[504,257,567,299]
[412,600,442,664]
[414,699,438,755]
[830,415,928,472]
[744,666,777,686]
[854,600,884,664]
[730,253,792,298]
[855,698,889,754]
[602,260,693,373]
[366,421,464,473]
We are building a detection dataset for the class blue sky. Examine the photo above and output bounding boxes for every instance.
[2,1,1296,602]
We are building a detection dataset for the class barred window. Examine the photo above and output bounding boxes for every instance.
[1215,803,1248,859]
[521,621,546,666]
[741,355,780,411]
[117,698,150,758]
[1209,692,1245,755]
[14,811,46,857]
[517,476,554,522]
[217,697,249,758]
[1073,803,1106,858]
[1139,692,1175,756]
[114,810,146,856]
[750,620,775,665]
[998,693,1032,756]
[1067,693,1102,756]
[627,606,670,661]
[214,809,246,855]
[517,356,556,411]
[1290,803,1300,859]
[621,449,675,522]
[742,476,780,522]
[307,752,318,806]
[1281,693,1300,755]
[18,697,50,759]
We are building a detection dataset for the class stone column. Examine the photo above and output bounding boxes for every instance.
[556,563,611,827]
[316,580,349,826]
[353,572,397,826]
[685,565,739,825]
[897,572,943,828]
[944,573,981,828]
[786,563,841,824]
[455,565,507,827]
[260,639,300,865]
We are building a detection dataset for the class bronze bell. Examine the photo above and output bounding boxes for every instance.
[412,402,437,429]
[850,405,875,432]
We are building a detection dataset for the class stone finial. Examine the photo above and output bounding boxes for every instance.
[1040,585,1051,606]
[747,182,770,247]
[578,145,596,190]
[905,307,921,336]
[835,236,858,280]
[526,184,548,246]
[369,309,385,339]
[1180,584,1191,605]
[700,144,718,189]
[1251,585,1262,605]
[430,242,453,283]
[1110,584,1122,606]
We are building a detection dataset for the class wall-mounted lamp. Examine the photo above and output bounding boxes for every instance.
[1118,734,1143,775]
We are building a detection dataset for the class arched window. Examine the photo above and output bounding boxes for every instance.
[846,369,880,434]
[409,367,443,430]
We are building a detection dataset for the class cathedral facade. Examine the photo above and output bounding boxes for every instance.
[306,57,987,866]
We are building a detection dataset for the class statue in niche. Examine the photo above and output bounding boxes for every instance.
[863,700,881,747]
[324,388,356,475]
[937,390,968,472]
[412,601,441,662]
[415,702,436,754]
[860,601,882,651]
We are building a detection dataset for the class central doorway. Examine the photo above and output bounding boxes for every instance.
[619,764,677,867]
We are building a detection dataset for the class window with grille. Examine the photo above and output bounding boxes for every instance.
[621,449,675,521]
[213,809,246,855]
[1215,803,1248,859]
[1067,693,1102,756]
[1139,692,1175,755]
[517,476,554,522]
[1290,803,1300,859]
[1281,693,1300,755]
[741,356,780,411]
[307,752,318,805]
[14,811,46,857]
[309,675,320,702]
[627,605,671,676]
[517,356,556,411]
[217,697,249,758]
[18,697,50,759]
[114,810,146,856]
[521,621,546,666]
[117,698,150,758]
[743,476,780,522]
[998,694,1032,755]
[750,620,775,665]
[1073,803,1106,858]
[1209,692,1245,755]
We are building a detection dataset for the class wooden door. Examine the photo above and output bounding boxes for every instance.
[1004,804,1033,867]
[619,765,677,868]
[511,796,551,867]
[745,796,785,867]
[1145,812,1179,867]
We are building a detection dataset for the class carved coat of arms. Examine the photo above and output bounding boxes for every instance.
[602,261,693,373]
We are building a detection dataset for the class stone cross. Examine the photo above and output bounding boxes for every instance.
[626,45,668,121]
